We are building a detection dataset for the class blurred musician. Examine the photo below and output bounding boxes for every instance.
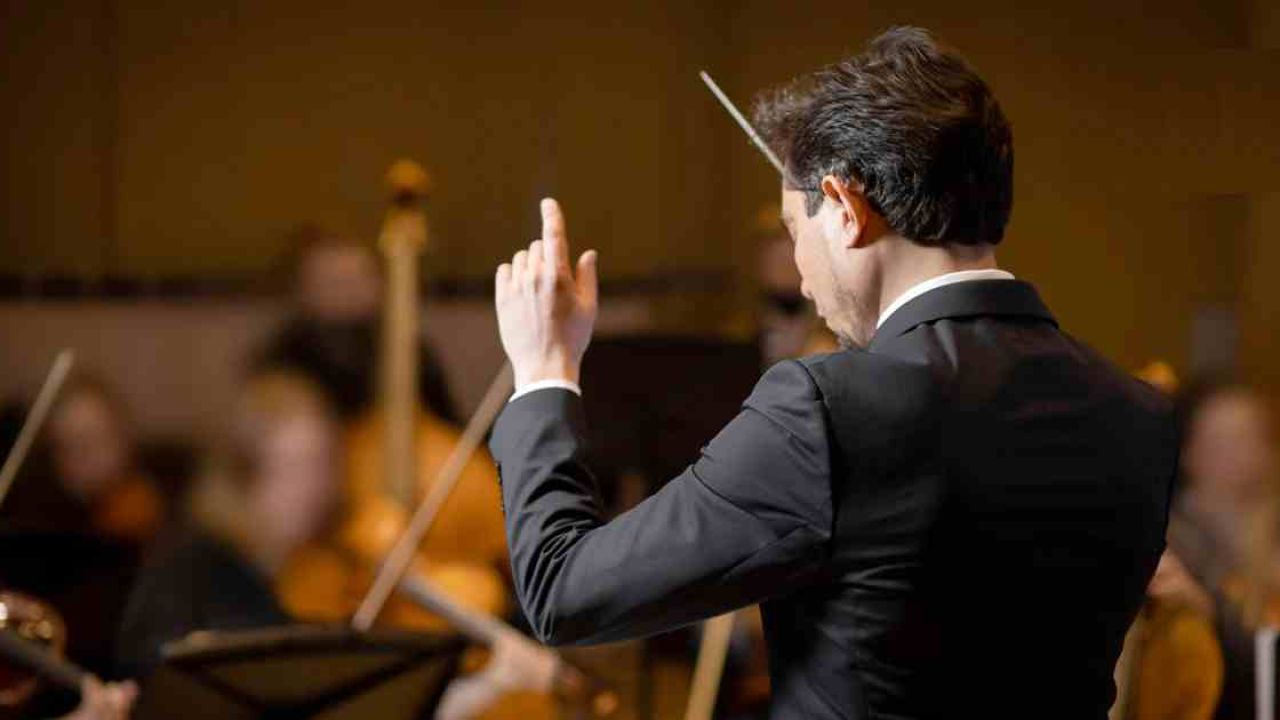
[1174,381,1278,587]
[0,373,163,708]
[114,368,525,718]
[489,27,1174,719]
[116,371,340,679]
[1171,379,1280,719]
[1,373,163,543]
[257,225,459,424]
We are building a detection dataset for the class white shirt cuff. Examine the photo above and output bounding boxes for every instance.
[510,378,582,402]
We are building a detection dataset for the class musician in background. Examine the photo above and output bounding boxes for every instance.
[1171,379,1280,720]
[1,373,163,543]
[116,371,340,679]
[257,226,459,424]
[1174,381,1278,583]
[0,373,164,702]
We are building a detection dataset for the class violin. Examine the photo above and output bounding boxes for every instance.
[0,591,73,713]
[89,475,164,545]
[0,353,81,716]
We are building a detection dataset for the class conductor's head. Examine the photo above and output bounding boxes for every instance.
[756,27,1013,348]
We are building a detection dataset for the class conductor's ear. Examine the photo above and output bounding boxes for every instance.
[820,175,874,249]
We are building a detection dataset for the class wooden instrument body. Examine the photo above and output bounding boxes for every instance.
[277,410,509,629]
[1124,600,1224,720]
[91,473,164,544]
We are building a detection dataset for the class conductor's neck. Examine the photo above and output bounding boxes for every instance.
[876,237,1000,319]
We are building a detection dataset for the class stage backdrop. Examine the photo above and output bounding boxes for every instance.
[2,0,1278,398]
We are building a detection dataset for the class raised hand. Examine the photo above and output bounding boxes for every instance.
[495,198,599,391]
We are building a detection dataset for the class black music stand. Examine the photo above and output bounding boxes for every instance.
[133,626,463,720]
[580,335,761,495]
[578,336,761,720]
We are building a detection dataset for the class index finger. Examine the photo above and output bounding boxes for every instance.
[540,197,569,268]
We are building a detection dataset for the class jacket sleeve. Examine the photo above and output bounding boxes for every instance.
[488,360,833,646]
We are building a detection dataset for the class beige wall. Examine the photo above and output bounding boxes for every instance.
[0,295,653,435]
[3,0,1278,383]
[1,2,114,275]
[1243,192,1280,404]
[3,1,733,280]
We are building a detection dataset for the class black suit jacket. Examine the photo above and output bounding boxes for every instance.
[490,280,1175,719]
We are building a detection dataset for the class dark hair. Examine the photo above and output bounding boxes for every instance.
[754,26,1013,247]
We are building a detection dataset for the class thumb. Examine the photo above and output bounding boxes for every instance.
[575,250,598,308]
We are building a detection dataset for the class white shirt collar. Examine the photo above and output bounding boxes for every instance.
[876,269,1015,329]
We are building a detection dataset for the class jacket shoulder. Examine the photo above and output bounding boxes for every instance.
[798,349,942,419]
[1060,333,1176,420]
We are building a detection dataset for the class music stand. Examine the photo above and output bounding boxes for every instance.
[580,335,761,494]
[133,626,463,720]
[578,335,761,720]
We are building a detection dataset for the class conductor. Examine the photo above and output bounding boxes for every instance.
[490,27,1175,720]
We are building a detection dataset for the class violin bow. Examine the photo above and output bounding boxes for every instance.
[0,350,75,509]
[351,363,617,713]
[0,351,87,699]
[351,362,514,629]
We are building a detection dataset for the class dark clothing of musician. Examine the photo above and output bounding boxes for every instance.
[116,527,289,679]
[257,316,459,424]
[0,442,153,687]
[0,530,140,716]
[491,279,1175,719]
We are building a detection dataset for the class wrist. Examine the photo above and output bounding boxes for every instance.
[513,361,580,391]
